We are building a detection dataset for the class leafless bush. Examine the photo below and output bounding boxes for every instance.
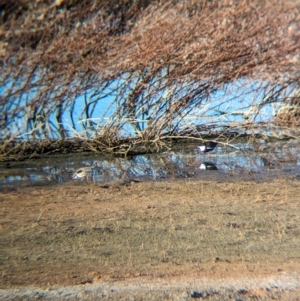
[1,0,300,160]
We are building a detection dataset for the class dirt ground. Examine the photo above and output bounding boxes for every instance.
[1,177,300,300]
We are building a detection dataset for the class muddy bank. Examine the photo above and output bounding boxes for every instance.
[1,177,300,300]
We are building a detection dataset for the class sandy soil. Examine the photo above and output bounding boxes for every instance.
[1,177,300,300]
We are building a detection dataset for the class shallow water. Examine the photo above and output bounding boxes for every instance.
[1,140,300,189]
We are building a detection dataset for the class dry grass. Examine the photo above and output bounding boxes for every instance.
[1,0,300,160]
[1,178,300,293]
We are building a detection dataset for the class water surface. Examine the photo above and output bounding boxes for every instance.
[1,140,300,189]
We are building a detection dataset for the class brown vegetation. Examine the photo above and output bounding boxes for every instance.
[1,0,300,160]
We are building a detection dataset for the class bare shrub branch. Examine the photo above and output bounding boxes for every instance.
[1,0,300,160]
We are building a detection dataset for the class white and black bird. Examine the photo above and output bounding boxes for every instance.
[198,142,218,153]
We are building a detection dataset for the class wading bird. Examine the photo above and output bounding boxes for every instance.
[198,142,218,153]
[72,167,93,180]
